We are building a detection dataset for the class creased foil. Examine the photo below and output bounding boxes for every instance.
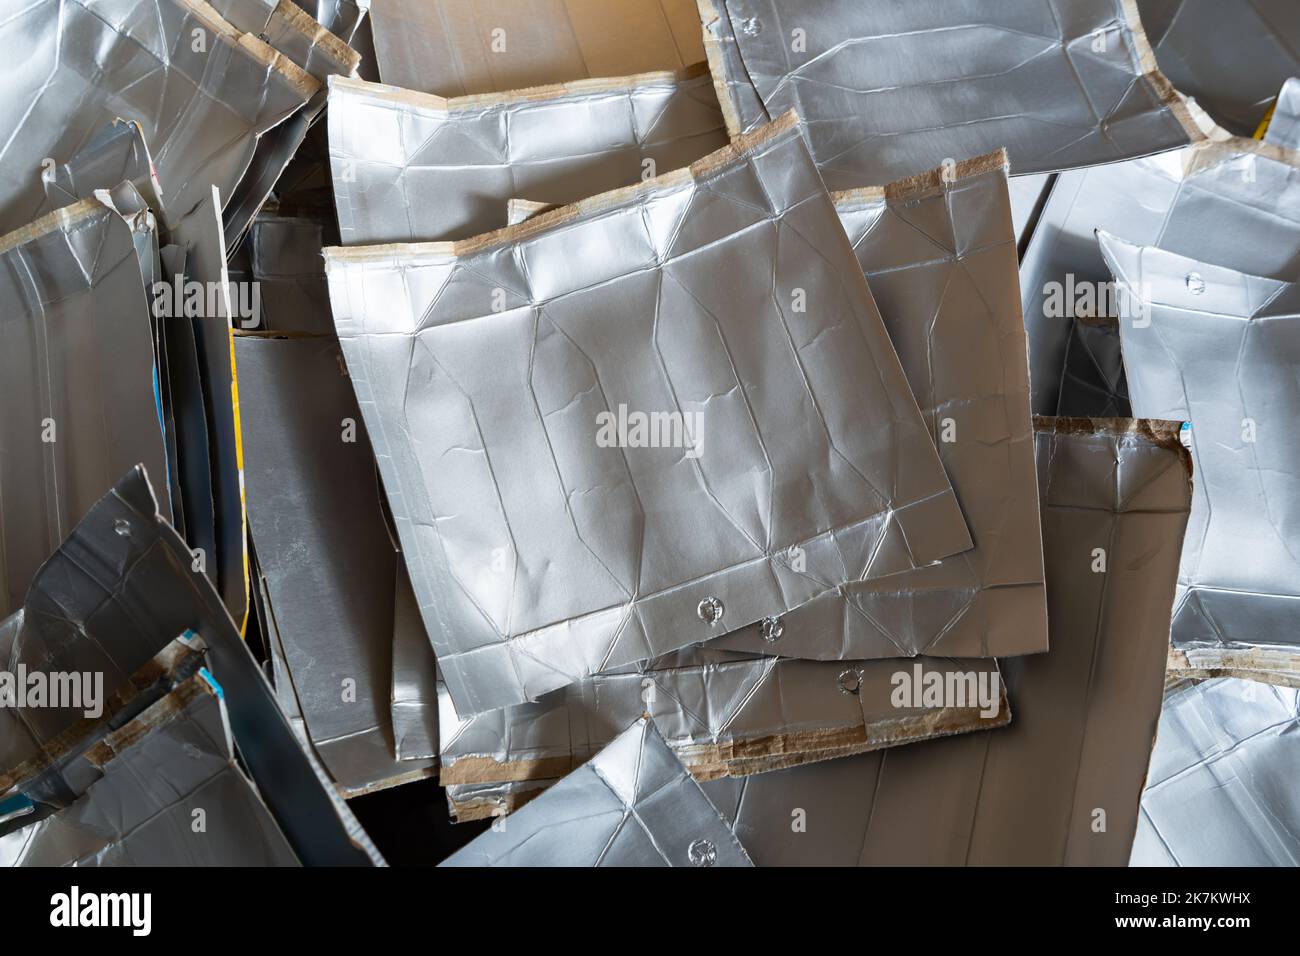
[0,193,168,620]
[438,653,1008,784]
[698,0,1202,187]
[327,68,729,244]
[713,150,1046,661]
[323,114,972,715]
[1,676,300,866]
[442,718,753,866]
[1020,95,1300,414]
[692,418,1190,865]
[1100,233,1300,685]
[1131,678,1300,866]
[0,0,317,239]
[0,466,381,865]
[369,0,707,96]
[1138,0,1300,137]
[236,335,437,794]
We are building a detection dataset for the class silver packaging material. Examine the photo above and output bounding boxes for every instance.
[446,779,550,823]
[698,0,1203,188]
[702,418,1191,865]
[1131,678,1300,866]
[714,151,1047,661]
[235,335,437,794]
[1,676,300,866]
[1100,233,1300,684]
[1009,172,1055,251]
[0,0,317,239]
[1138,0,1300,137]
[38,120,165,221]
[442,718,753,866]
[296,0,370,45]
[0,194,168,620]
[0,466,381,865]
[323,114,973,715]
[327,67,729,244]
[390,566,441,761]
[370,0,707,96]
[1020,96,1300,414]
[1266,76,1300,148]
[438,653,1008,785]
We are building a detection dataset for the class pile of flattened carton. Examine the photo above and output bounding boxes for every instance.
[1,0,1297,868]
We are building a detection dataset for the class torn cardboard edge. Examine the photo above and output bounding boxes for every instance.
[269,0,362,76]
[185,0,323,99]
[831,149,1010,207]
[323,108,802,265]
[1168,646,1300,689]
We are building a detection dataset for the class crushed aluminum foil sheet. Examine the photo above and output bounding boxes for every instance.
[713,150,1047,662]
[1138,0,1300,137]
[0,192,169,621]
[1130,678,1300,867]
[441,717,753,866]
[697,0,1204,188]
[235,333,437,794]
[1021,98,1300,415]
[695,417,1190,865]
[1100,233,1300,686]
[323,113,973,715]
[0,675,301,866]
[296,0,371,46]
[369,0,708,97]
[0,466,381,865]
[326,67,729,244]
[437,653,1008,785]
[0,0,317,240]
[38,120,165,223]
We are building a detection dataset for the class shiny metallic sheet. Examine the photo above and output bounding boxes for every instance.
[327,68,729,244]
[0,194,167,621]
[441,717,753,866]
[714,151,1047,661]
[324,114,972,715]
[698,0,1201,187]
[1131,678,1300,866]
[1101,233,1300,684]
[1020,101,1300,414]
[1,677,301,866]
[705,418,1191,865]
[0,0,317,239]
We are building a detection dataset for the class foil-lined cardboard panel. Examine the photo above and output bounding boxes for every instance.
[700,418,1190,865]
[327,68,729,244]
[245,215,336,334]
[446,779,550,823]
[323,114,972,715]
[442,718,753,866]
[438,654,1008,785]
[0,194,168,620]
[1101,233,1300,685]
[370,0,707,96]
[1131,678,1300,866]
[0,676,301,866]
[236,335,437,794]
[714,151,1047,661]
[1139,0,1300,137]
[0,467,381,865]
[1265,76,1300,148]
[1020,102,1300,414]
[0,0,316,239]
[698,0,1202,187]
